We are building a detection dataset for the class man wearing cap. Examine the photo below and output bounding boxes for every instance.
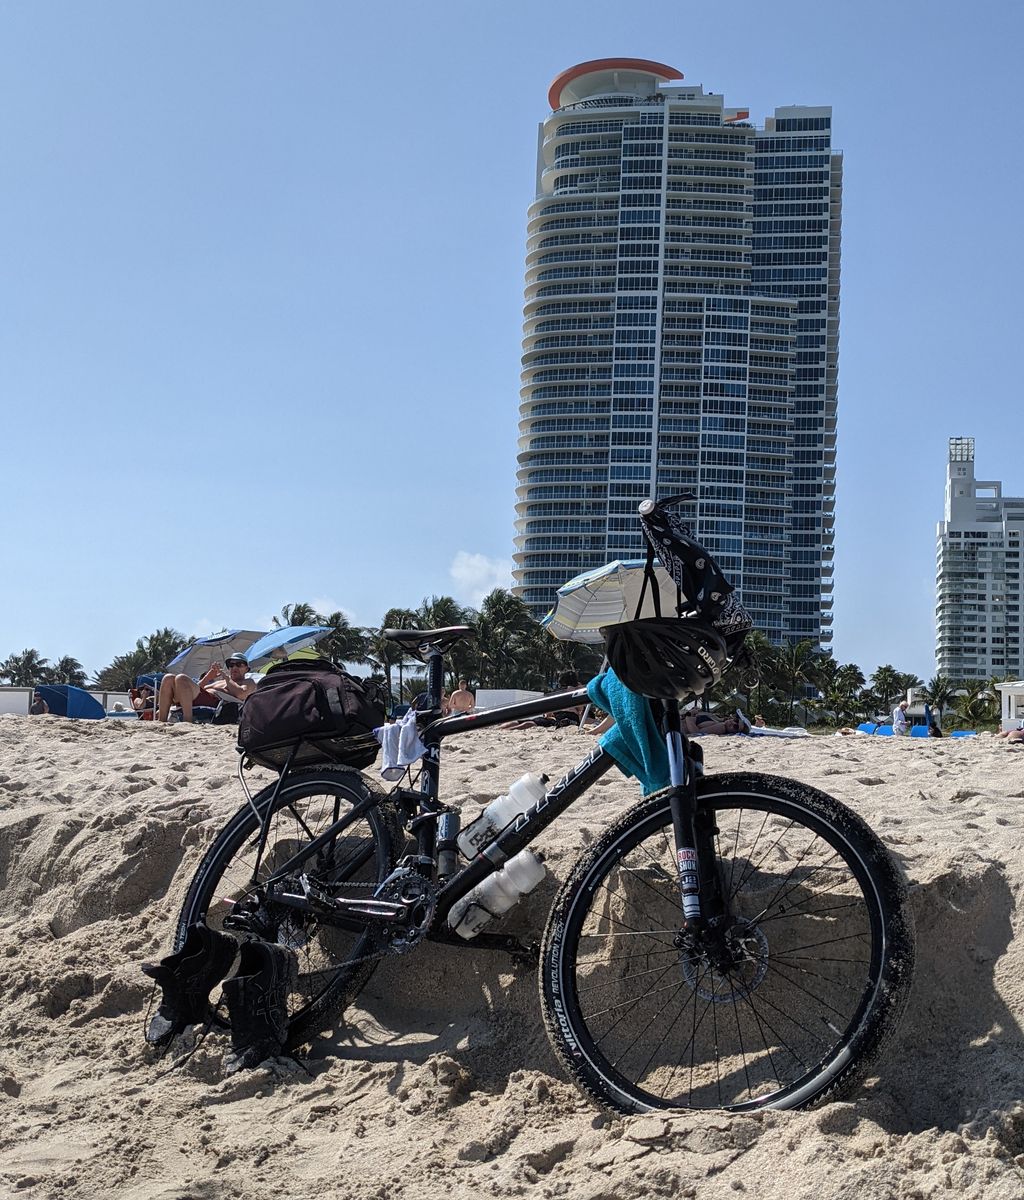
[156,654,256,722]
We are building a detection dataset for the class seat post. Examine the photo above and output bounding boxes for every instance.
[425,646,445,709]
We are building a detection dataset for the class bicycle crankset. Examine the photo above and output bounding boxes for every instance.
[374,867,437,954]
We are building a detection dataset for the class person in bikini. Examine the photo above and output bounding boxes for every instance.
[156,653,256,722]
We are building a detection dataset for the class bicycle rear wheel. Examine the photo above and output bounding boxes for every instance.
[176,768,400,1049]
[540,772,914,1114]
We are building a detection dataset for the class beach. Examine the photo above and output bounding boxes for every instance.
[2,713,1024,1198]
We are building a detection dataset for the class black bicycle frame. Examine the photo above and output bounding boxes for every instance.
[253,643,716,941]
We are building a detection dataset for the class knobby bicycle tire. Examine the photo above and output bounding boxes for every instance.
[539,772,915,1114]
[176,767,400,1049]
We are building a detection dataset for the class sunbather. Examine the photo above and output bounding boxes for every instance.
[156,653,256,723]
[996,721,1024,743]
[682,709,743,736]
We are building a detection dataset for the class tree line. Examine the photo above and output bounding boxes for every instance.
[0,591,603,698]
[0,596,1012,729]
[707,632,1009,730]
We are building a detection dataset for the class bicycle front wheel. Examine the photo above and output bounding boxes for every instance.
[540,772,914,1114]
[176,768,400,1049]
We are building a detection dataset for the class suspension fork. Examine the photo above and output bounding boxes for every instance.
[663,699,721,931]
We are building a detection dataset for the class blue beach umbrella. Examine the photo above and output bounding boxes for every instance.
[165,630,265,678]
[242,626,333,671]
[35,685,105,720]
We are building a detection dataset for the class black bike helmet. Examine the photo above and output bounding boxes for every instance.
[602,617,729,701]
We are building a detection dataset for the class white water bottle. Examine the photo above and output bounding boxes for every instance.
[448,849,547,939]
[456,772,548,859]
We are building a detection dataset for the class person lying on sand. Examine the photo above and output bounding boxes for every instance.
[682,710,744,736]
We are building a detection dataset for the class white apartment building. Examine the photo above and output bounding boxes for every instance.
[511,58,841,644]
[935,438,1024,681]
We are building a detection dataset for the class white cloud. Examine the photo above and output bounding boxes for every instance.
[310,597,355,621]
[449,551,513,607]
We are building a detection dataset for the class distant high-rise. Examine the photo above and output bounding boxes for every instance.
[936,438,1024,682]
[512,58,841,644]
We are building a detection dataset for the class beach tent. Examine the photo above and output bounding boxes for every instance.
[35,685,105,720]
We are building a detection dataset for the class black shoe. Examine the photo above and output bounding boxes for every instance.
[222,940,296,1072]
[142,923,238,1048]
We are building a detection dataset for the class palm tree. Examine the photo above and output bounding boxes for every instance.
[400,674,428,702]
[836,663,865,696]
[869,665,901,713]
[140,628,190,670]
[45,656,88,687]
[92,627,189,690]
[819,684,857,727]
[475,589,542,688]
[778,639,820,724]
[316,611,370,667]
[894,671,924,698]
[811,652,839,697]
[0,648,50,686]
[272,603,320,629]
[923,674,957,727]
[535,636,604,689]
[417,595,476,687]
[983,673,1014,724]
[732,630,778,718]
[93,651,149,691]
[366,607,420,699]
[417,595,471,630]
[953,680,989,728]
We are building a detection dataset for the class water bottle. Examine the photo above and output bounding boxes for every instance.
[456,772,549,859]
[448,849,547,939]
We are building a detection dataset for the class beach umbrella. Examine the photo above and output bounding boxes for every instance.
[35,685,105,720]
[542,559,685,644]
[242,626,332,671]
[165,630,265,678]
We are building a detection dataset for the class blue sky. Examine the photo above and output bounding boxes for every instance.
[2,0,1021,682]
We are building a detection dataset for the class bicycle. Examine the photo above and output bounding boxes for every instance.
[172,511,915,1115]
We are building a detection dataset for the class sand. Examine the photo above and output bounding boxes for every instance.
[2,713,1024,1198]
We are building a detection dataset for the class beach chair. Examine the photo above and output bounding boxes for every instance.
[950,730,977,738]
[874,724,894,736]
[130,673,163,721]
[909,725,929,738]
[856,722,877,734]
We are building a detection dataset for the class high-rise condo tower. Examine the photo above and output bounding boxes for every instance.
[512,59,841,644]
[936,438,1024,682]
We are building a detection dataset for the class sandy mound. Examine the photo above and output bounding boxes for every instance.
[2,715,1024,1197]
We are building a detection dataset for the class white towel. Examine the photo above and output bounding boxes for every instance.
[373,708,427,781]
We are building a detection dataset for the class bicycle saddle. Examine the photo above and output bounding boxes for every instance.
[382,625,477,660]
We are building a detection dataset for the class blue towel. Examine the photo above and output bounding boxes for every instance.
[588,669,669,795]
